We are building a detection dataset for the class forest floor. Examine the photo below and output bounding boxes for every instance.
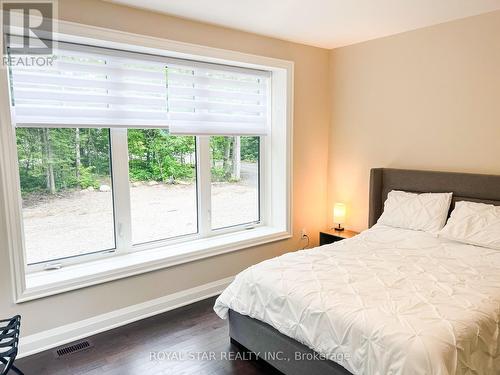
[22,162,258,264]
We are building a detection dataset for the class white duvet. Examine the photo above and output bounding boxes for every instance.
[214,225,500,375]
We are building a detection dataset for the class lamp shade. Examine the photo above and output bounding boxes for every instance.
[333,203,346,224]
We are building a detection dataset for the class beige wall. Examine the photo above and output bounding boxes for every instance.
[329,10,500,232]
[0,0,330,336]
[4,0,498,340]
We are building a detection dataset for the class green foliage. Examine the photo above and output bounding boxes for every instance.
[210,136,259,163]
[78,166,99,189]
[16,128,46,194]
[211,167,228,182]
[16,128,260,197]
[241,136,259,161]
[127,129,196,183]
[210,136,259,182]
[210,136,231,162]
[16,128,111,194]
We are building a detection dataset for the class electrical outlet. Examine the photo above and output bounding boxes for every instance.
[301,228,308,238]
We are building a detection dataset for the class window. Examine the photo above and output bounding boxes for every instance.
[0,25,291,301]
[8,40,270,268]
[211,136,260,229]
[14,127,263,266]
[16,127,115,264]
[128,130,198,244]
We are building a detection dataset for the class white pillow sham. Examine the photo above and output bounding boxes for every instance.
[438,201,500,250]
[377,190,452,233]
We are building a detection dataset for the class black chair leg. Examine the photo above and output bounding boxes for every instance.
[9,365,24,375]
[1,358,24,375]
[0,357,10,375]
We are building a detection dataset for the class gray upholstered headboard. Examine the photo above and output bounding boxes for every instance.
[368,168,500,228]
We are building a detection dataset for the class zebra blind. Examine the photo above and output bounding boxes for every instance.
[8,40,270,136]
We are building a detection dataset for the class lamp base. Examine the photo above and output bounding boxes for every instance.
[333,224,344,231]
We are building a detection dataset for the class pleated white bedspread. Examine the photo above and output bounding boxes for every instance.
[214,224,500,375]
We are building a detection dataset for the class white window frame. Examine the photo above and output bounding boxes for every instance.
[0,20,293,303]
[24,131,265,272]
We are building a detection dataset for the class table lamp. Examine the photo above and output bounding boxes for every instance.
[333,203,346,231]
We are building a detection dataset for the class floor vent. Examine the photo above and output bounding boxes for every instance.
[54,340,93,358]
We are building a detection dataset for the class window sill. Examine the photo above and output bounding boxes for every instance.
[20,226,291,303]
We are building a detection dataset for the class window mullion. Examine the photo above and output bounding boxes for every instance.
[259,136,267,226]
[197,136,212,236]
[110,128,132,253]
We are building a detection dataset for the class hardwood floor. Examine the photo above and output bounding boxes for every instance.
[16,297,280,375]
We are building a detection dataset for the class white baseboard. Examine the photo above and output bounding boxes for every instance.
[18,276,234,358]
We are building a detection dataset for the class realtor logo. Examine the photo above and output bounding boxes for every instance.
[2,1,53,55]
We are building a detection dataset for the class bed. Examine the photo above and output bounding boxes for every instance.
[214,168,500,375]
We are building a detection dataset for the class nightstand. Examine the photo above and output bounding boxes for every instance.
[319,229,359,246]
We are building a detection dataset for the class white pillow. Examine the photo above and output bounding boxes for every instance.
[438,201,500,249]
[377,190,452,233]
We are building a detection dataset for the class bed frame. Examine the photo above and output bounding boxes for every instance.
[368,168,500,227]
[228,168,500,375]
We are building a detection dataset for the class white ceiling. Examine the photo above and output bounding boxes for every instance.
[106,0,500,49]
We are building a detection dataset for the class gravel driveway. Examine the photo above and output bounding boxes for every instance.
[22,163,258,264]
